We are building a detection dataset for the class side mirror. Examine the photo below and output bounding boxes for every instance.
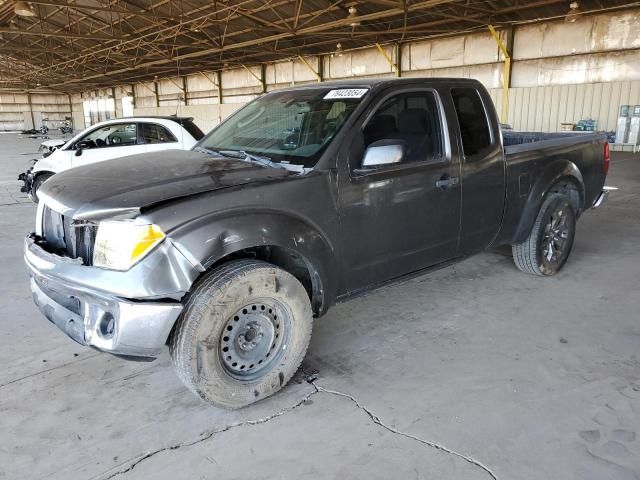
[355,140,406,174]
[74,140,92,156]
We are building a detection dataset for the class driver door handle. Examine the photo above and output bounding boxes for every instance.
[436,174,459,190]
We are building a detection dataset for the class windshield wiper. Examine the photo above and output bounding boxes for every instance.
[220,149,309,174]
[218,149,275,166]
[196,147,308,174]
[193,146,218,155]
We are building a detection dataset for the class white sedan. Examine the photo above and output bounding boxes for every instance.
[19,116,204,202]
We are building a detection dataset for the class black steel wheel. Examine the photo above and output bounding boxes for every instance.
[170,260,312,409]
[512,193,576,276]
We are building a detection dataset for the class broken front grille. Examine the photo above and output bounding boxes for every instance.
[41,205,97,265]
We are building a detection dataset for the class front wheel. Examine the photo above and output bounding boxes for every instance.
[512,193,576,276]
[170,260,313,409]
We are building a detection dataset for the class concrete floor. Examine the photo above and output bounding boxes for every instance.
[1,134,639,480]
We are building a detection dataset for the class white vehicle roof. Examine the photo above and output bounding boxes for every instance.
[62,116,201,149]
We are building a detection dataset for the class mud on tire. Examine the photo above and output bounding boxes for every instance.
[170,260,313,409]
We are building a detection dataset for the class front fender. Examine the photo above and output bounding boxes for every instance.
[32,150,70,175]
[514,159,585,243]
[169,209,338,311]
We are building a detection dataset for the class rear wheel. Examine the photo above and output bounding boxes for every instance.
[512,193,576,276]
[29,172,54,203]
[170,260,313,409]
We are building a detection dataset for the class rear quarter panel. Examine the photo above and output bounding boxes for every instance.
[495,134,607,245]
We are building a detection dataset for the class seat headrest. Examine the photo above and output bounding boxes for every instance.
[398,108,429,134]
[367,114,397,134]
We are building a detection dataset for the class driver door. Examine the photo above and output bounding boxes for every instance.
[71,122,144,167]
[338,88,462,292]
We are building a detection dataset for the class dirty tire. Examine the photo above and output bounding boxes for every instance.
[512,193,576,276]
[30,172,54,203]
[170,260,313,409]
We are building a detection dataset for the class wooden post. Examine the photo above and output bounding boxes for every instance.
[182,76,188,105]
[130,84,136,108]
[27,92,35,130]
[154,79,160,108]
[298,55,321,82]
[216,71,223,105]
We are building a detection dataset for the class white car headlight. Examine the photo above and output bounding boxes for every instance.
[93,220,166,271]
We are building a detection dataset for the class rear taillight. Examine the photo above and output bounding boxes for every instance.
[604,142,610,175]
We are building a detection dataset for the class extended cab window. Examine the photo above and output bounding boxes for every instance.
[141,123,177,144]
[363,91,443,164]
[451,88,492,157]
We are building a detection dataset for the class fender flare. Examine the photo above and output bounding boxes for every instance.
[513,159,584,243]
[169,209,338,314]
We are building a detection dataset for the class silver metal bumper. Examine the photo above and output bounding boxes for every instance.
[24,236,195,358]
[593,186,617,208]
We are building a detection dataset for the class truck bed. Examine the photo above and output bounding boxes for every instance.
[495,130,608,246]
[503,130,604,150]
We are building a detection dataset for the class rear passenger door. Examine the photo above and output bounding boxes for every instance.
[450,87,506,254]
[338,88,462,292]
[140,122,180,153]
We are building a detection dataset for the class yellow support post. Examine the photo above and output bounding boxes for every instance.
[488,24,511,124]
[375,43,399,77]
[298,55,321,82]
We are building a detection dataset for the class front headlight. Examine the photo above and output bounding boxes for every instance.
[93,220,166,271]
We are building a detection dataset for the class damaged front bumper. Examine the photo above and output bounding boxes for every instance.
[24,235,196,358]
[17,165,35,195]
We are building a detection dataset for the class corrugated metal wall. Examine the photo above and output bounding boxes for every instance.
[489,80,640,132]
[113,10,640,134]
[0,93,71,132]
[133,104,244,132]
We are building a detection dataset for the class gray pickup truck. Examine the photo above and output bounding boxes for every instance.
[24,78,610,408]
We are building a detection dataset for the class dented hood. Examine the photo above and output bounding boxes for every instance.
[39,149,293,220]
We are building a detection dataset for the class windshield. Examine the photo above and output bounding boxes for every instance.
[196,88,366,168]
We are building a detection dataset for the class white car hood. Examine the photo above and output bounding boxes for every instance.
[40,139,67,148]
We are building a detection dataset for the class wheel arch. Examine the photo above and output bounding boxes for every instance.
[169,211,337,317]
[513,159,584,244]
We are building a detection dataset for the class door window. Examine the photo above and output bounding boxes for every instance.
[77,123,137,148]
[362,91,444,165]
[140,123,178,144]
[451,88,492,157]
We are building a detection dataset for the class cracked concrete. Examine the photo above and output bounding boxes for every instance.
[312,383,498,480]
[99,377,497,480]
[100,382,320,480]
[1,136,640,480]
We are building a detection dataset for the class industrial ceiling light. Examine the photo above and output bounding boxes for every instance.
[334,43,344,57]
[348,6,360,27]
[14,1,36,17]
[565,1,580,23]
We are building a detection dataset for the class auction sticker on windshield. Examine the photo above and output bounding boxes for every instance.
[323,88,368,100]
